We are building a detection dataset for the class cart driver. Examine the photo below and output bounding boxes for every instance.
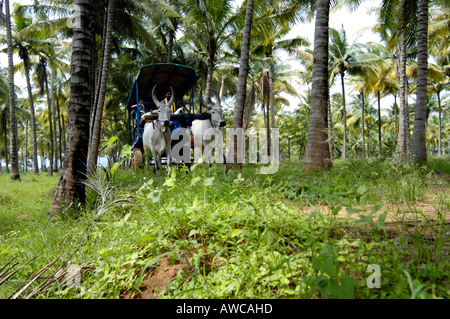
[130,99,145,119]
[162,90,172,107]
[170,97,186,130]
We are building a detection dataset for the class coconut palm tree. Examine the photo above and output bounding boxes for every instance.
[424,92,449,155]
[428,9,450,155]
[4,6,41,174]
[345,91,369,158]
[0,68,23,173]
[427,60,449,155]
[49,0,95,217]
[14,97,31,171]
[303,0,332,170]
[379,0,434,163]
[0,68,9,173]
[248,57,300,154]
[241,66,258,132]
[350,57,383,159]
[140,0,184,63]
[328,25,379,159]
[378,0,417,159]
[361,41,400,156]
[410,0,429,164]
[85,0,177,173]
[231,0,254,165]
[4,0,20,180]
[259,32,308,155]
[278,98,310,161]
[428,7,450,63]
[70,0,164,174]
[87,0,115,173]
[8,3,72,174]
[254,13,308,125]
[245,0,308,158]
[283,88,311,159]
[182,0,242,103]
[34,55,56,176]
[303,0,332,169]
[53,79,69,167]
[0,1,5,27]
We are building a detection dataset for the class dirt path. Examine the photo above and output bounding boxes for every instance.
[282,200,450,223]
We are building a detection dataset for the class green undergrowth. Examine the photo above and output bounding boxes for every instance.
[0,157,448,299]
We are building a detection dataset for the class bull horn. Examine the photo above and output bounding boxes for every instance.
[152,85,163,109]
[199,88,213,110]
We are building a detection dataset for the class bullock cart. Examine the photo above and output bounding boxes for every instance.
[125,63,211,167]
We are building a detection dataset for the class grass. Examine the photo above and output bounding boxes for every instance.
[0,156,449,299]
[0,174,59,235]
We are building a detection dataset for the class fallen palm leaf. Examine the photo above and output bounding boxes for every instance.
[0,255,40,287]
[9,254,65,299]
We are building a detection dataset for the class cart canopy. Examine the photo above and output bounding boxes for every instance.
[126,63,198,111]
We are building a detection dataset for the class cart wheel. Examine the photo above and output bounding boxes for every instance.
[133,148,144,168]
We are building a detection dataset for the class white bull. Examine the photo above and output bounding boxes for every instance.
[142,85,174,175]
[191,89,226,164]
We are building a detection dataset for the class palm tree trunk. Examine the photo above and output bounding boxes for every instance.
[395,33,407,159]
[89,29,98,148]
[0,0,5,26]
[5,0,20,180]
[231,0,254,165]
[303,0,332,171]
[266,90,271,156]
[393,94,397,136]
[56,91,63,168]
[261,99,266,130]
[3,114,9,173]
[167,18,178,63]
[49,0,95,217]
[44,70,54,176]
[41,151,45,171]
[51,70,58,172]
[377,91,381,156]
[167,28,175,63]
[340,72,347,159]
[25,120,28,172]
[61,113,66,156]
[327,94,333,159]
[287,138,291,160]
[89,3,103,147]
[23,58,39,174]
[405,81,410,152]
[410,0,428,164]
[205,48,215,105]
[268,55,276,157]
[243,78,256,131]
[437,91,442,156]
[233,0,254,129]
[87,0,115,174]
[361,90,366,159]
[268,54,275,131]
